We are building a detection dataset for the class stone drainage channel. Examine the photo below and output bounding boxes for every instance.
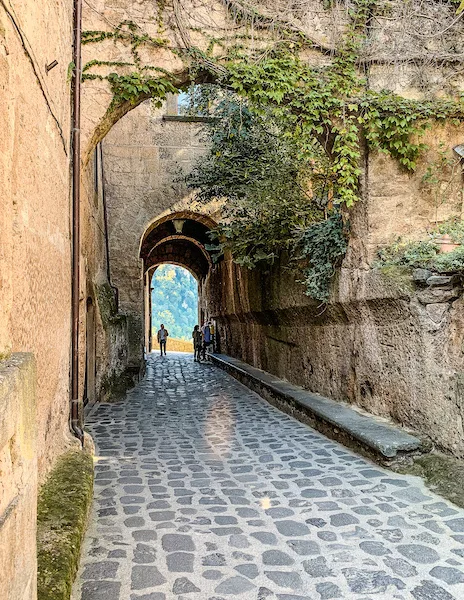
[73,353,464,600]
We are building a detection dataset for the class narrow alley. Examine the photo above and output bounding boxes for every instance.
[73,354,464,600]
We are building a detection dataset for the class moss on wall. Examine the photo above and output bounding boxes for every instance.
[94,282,125,329]
[395,452,464,509]
[37,450,94,600]
[126,313,143,361]
[100,368,136,401]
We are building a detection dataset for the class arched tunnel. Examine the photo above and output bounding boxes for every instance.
[139,211,219,354]
[141,212,215,280]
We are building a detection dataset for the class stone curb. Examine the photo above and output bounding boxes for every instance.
[210,353,427,466]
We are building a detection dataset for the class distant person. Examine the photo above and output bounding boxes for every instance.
[157,324,169,356]
[201,320,213,360]
[192,325,202,362]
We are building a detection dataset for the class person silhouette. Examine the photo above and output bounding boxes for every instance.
[157,323,169,356]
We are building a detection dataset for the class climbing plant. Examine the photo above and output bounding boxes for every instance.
[183,89,346,300]
[82,2,464,204]
[296,212,349,302]
[82,21,180,108]
[81,0,464,300]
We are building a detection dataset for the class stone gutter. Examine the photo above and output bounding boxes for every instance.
[210,353,429,466]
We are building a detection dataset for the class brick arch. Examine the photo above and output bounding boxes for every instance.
[146,235,212,267]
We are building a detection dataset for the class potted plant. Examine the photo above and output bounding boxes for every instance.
[432,219,464,254]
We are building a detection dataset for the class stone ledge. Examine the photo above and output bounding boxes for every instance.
[211,353,426,465]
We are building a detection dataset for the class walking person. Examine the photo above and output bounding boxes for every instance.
[201,320,213,361]
[192,325,202,362]
[157,323,169,356]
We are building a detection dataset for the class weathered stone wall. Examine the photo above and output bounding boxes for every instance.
[0,0,74,476]
[0,354,37,600]
[0,2,123,595]
[80,149,136,403]
[207,251,464,456]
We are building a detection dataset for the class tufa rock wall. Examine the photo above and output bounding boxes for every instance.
[0,354,37,600]
[0,0,74,477]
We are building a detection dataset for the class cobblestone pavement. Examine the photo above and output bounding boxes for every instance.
[73,353,464,600]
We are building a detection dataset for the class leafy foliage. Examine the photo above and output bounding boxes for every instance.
[82,20,167,56]
[433,246,464,272]
[184,90,347,299]
[185,90,329,267]
[295,212,349,301]
[151,265,198,340]
[432,218,464,244]
[375,220,464,274]
[376,239,439,268]
[82,69,179,108]
[82,21,179,108]
[82,2,464,209]
[223,49,464,207]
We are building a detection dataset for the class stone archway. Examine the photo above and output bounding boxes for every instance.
[140,212,216,272]
[140,211,218,353]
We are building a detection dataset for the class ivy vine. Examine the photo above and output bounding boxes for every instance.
[82,3,464,206]
[81,0,464,300]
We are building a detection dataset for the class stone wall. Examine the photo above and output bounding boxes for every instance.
[0,0,75,477]
[0,354,37,600]
[80,149,137,404]
[207,250,464,457]
[0,1,126,595]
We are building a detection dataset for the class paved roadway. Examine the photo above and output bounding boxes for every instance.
[72,353,464,600]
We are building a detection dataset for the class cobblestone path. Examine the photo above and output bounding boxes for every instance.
[73,353,464,600]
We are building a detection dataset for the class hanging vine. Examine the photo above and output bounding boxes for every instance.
[81,0,464,299]
[82,1,464,205]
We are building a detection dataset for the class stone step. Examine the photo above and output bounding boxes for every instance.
[210,353,428,465]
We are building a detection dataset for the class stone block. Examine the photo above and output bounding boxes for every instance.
[426,275,458,287]
[413,268,433,284]
[0,354,37,600]
[417,287,461,305]
[425,303,449,324]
